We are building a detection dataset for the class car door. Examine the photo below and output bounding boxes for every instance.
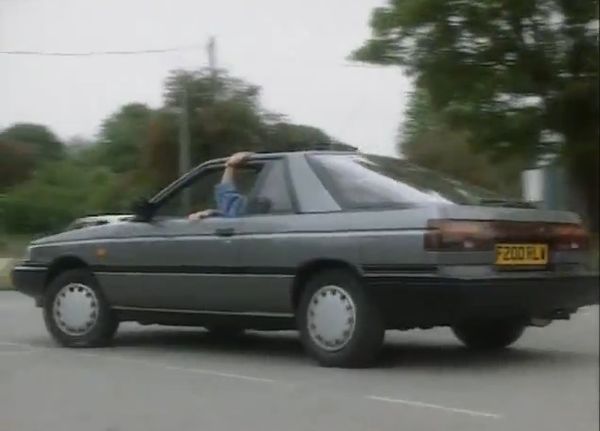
[235,159,300,315]
[98,166,260,311]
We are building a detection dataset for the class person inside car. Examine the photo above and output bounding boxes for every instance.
[188,151,253,221]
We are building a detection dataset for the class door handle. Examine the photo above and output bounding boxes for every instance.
[215,227,235,237]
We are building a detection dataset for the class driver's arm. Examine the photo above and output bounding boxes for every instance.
[213,151,252,217]
[188,151,253,220]
[188,208,218,221]
[214,182,245,218]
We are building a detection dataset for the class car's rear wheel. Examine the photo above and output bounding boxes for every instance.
[297,269,384,368]
[452,319,525,350]
[43,268,118,347]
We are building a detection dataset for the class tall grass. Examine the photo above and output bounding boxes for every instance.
[0,234,34,258]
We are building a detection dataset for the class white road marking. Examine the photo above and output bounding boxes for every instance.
[0,342,279,384]
[165,365,277,383]
[0,350,34,356]
[76,351,278,384]
[0,341,37,355]
[0,341,35,347]
[366,395,502,419]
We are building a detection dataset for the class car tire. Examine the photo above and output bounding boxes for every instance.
[297,269,384,368]
[43,268,118,347]
[452,319,525,350]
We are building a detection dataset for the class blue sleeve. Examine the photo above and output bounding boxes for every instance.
[214,182,246,217]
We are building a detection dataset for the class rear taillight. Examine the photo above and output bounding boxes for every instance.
[551,224,589,251]
[425,220,494,251]
[425,219,590,251]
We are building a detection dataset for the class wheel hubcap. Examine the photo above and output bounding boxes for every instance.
[307,285,356,351]
[53,283,99,336]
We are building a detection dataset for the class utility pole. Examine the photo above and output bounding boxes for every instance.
[207,36,217,100]
[177,37,215,214]
[178,84,191,177]
[178,78,191,213]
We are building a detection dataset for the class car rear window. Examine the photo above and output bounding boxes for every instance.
[308,154,501,210]
[247,160,294,214]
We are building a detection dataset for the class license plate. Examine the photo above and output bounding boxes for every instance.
[495,244,548,265]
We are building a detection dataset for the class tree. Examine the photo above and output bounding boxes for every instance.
[1,67,344,234]
[65,136,95,156]
[96,103,154,173]
[158,68,343,170]
[0,160,119,234]
[353,0,599,228]
[264,123,334,151]
[0,139,36,191]
[401,89,526,196]
[0,123,64,190]
[143,110,179,189]
[0,123,64,161]
[163,69,268,164]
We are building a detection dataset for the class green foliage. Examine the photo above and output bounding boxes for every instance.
[1,67,340,235]
[164,69,273,163]
[96,103,154,173]
[143,69,339,188]
[0,123,65,190]
[401,89,526,196]
[264,123,333,151]
[0,160,120,234]
[0,140,36,191]
[0,123,64,161]
[354,0,599,227]
[143,109,180,189]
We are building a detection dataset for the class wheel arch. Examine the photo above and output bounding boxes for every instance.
[291,258,363,310]
[45,255,90,288]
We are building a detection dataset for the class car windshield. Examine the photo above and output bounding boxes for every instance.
[308,153,503,209]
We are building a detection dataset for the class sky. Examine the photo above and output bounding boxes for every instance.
[0,0,412,156]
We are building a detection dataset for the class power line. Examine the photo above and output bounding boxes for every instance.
[0,46,385,69]
[0,44,204,56]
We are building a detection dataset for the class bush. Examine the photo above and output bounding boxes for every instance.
[0,160,136,234]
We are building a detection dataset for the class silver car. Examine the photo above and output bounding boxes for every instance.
[11,150,599,367]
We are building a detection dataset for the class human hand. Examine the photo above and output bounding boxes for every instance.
[188,209,216,221]
[226,151,253,167]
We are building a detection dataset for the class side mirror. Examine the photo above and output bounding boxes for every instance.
[131,199,156,222]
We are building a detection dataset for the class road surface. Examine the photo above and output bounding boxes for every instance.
[0,291,597,431]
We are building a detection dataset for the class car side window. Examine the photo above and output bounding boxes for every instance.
[246,160,294,215]
[156,167,261,218]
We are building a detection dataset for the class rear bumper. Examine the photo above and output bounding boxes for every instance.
[367,272,599,328]
[11,263,47,304]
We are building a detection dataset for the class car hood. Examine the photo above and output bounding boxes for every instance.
[31,223,122,246]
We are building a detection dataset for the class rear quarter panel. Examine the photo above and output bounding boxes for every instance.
[239,207,441,271]
[237,207,441,312]
[351,207,441,270]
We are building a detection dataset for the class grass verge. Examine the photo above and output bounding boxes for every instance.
[0,234,34,289]
[0,234,33,259]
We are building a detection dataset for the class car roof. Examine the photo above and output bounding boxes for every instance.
[204,149,359,165]
[150,149,362,204]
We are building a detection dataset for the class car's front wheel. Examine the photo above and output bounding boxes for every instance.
[43,268,118,347]
[452,319,525,350]
[297,269,384,368]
